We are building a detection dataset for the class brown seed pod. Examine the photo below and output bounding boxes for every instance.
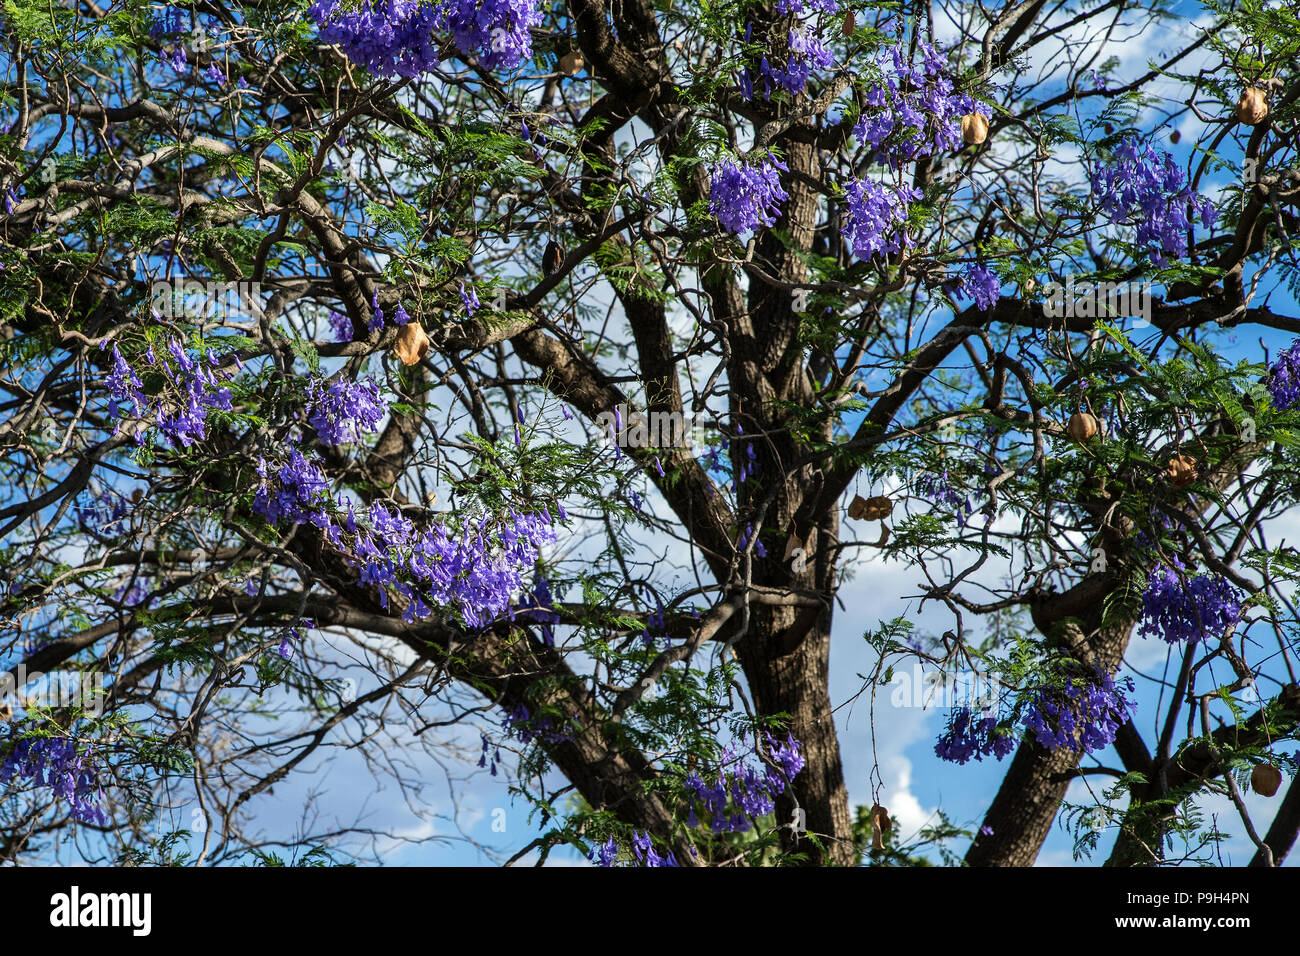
[1170,129,1181,144]
[1068,412,1099,444]
[394,321,430,366]
[559,51,584,76]
[131,488,144,503]
[542,239,564,276]
[1251,763,1283,797]
[842,10,855,35]
[1234,87,1269,126]
[1166,454,1198,488]
[960,113,989,146]
[870,803,891,851]
[860,495,894,520]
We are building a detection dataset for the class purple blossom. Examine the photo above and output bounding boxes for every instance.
[0,729,108,826]
[308,0,444,79]
[1091,137,1217,266]
[683,734,805,834]
[754,30,834,99]
[440,0,543,72]
[960,263,1000,312]
[328,309,353,342]
[841,177,918,260]
[851,39,982,165]
[708,156,790,235]
[306,376,386,446]
[157,339,233,447]
[1140,561,1244,644]
[459,282,480,316]
[1022,670,1135,755]
[935,706,1015,764]
[589,837,620,866]
[1267,339,1300,410]
[105,345,146,421]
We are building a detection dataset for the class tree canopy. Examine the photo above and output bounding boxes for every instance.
[1,0,1299,867]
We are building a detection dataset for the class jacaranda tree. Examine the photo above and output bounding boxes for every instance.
[2,0,1299,866]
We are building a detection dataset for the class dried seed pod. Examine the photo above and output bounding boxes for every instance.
[1170,129,1181,144]
[847,494,869,520]
[559,51,584,76]
[1166,453,1198,488]
[542,239,564,276]
[870,803,891,851]
[131,488,144,503]
[1251,763,1283,797]
[394,321,431,366]
[783,534,802,561]
[960,113,989,146]
[1067,412,1099,443]
[860,495,893,520]
[1234,87,1269,126]
[842,10,855,35]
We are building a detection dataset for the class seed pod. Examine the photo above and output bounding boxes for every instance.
[961,113,989,146]
[559,51,584,76]
[1170,129,1181,144]
[1067,412,1099,443]
[1251,763,1282,797]
[394,321,430,366]
[847,494,870,520]
[870,803,891,851]
[131,488,144,503]
[1234,87,1269,126]
[842,10,855,35]
[1166,453,1198,488]
[860,495,893,520]
[543,239,564,276]
[783,534,802,561]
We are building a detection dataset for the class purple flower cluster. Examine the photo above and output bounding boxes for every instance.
[106,345,145,419]
[441,0,543,72]
[959,263,1000,312]
[252,450,334,528]
[309,0,541,78]
[103,339,234,447]
[683,733,804,834]
[589,836,620,866]
[774,0,838,14]
[1091,137,1217,266]
[1139,562,1244,645]
[841,177,919,261]
[1022,670,1135,755]
[0,730,108,825]
[631,830,680,866]
[852,40,984,166]
[253,449,563,628]
[309,0,444,78]
[276,619,314,659]
[708,156,790,235]
[156,341,234,448]
[934,706,1015,764]
[748,29,834,99]
[306,376,386,446]
[1267,338,1300,410]
[328,309,353,343]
